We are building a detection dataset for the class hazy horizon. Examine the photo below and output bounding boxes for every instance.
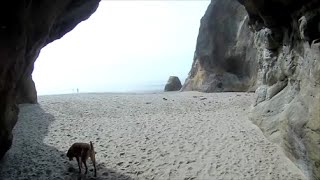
[33,1,210,95]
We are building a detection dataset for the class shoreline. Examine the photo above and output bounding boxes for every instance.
[37,91,256,97]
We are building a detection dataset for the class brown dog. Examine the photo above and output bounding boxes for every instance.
[67,141,97,177]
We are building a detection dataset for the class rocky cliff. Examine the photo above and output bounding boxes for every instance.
[0,0,100,159]
[184,0,320,179]
[182,0,258,92]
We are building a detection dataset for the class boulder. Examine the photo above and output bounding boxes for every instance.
[164,76,182,91]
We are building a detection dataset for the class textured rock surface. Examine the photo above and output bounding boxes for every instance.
[16,75,37,104]
[185,0,320,179]
[164,76,182,91]
[182,0,258,92]
[0,0,100,159]
[239,1,320,179]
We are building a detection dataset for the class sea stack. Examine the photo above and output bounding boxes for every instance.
[164,76,182,91]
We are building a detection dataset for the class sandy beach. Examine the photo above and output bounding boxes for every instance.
[0,92,306,180]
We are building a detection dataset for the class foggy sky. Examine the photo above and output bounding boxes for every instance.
[33,1,210,95]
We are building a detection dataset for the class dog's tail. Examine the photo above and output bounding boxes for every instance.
[90,141,94,150]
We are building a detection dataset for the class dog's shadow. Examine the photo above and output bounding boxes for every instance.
[0,104,133,180]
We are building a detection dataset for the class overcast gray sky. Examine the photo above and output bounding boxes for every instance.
[33,1,210,95]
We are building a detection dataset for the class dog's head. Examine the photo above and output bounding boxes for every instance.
[66,149,73,161]
[67,156,73,161]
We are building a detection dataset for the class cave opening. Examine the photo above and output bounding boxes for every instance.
[224,56,245,78]
[306,13,320,44]
[32,1,210,95]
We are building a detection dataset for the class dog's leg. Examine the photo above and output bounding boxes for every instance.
[76,157,81,173]
[93,160,97,177]
[90,153,97,177]
[80,150,84,169]
[83,160,88,174]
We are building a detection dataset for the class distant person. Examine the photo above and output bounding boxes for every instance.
[77,88,79,93]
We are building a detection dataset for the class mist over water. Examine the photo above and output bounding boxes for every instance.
[37,81,167,95]
[33,1,209,95]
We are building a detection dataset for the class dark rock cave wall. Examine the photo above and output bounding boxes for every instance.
[16,75,37,104]
[0,0,100,159]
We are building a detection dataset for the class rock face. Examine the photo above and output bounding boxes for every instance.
[241,1,320,179]
[185,0,320,178]
[16,75,37,104]
[164,76,182,91]
[0,0,100,159]
[182,0,258,92]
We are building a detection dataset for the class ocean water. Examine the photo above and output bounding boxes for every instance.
[36,81,168,96]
